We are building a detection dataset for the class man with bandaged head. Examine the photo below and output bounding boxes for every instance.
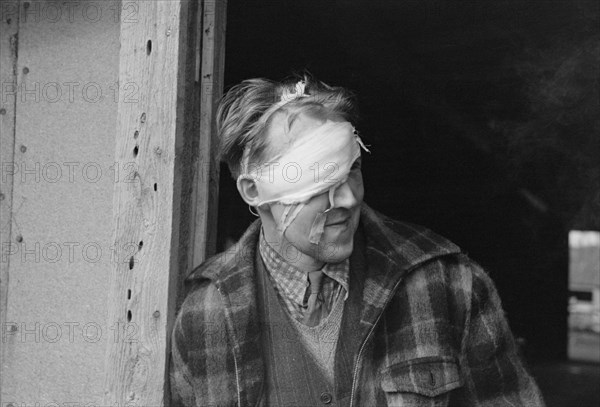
[170,75,545,406]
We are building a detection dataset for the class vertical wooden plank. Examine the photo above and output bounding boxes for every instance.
[0,0,19,327]
[0,2,19,402]
[103,1,194,405]
[188,0,227,271]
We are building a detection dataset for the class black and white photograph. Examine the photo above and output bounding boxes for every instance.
[0,1,599,406]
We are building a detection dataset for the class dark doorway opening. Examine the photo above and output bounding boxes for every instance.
[217,0,599,368]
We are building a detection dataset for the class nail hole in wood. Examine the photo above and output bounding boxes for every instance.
[133,145,139,157]
[127,310,132,322]
[153,183,157,192]
[140,112,146,123]
[134,130,139,139]
[146,40,152,55]
[127,289,131,300]
[129,256,134,270]
[138,241,143,250]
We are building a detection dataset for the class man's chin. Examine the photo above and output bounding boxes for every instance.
[317,239,354,264]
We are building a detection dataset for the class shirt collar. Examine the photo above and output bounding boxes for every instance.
[259,229,349,304]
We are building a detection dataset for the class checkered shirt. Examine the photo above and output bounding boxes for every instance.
[259,229,349,322]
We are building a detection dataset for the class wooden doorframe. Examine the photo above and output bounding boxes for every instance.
[103,1,226,405]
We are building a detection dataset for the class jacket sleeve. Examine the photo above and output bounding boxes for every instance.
[169,282,235,407]
[169,303,197,407]
[459,260,545,406]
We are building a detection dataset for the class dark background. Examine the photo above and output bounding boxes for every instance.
[217,0,600,363]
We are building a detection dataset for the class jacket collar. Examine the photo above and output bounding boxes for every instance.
[186,202,461,313]
[359,202,461,282]
[352,203,461,327]
[185,203,461,405]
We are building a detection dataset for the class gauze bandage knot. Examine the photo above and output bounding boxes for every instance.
[238,119,369,243]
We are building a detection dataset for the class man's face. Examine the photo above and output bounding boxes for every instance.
[261,112,364,267]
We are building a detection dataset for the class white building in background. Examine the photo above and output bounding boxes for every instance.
[569,231,600,333]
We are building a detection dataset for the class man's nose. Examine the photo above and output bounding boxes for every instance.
[332,179,361,208]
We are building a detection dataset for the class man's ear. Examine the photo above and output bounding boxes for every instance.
[237,177,261,206]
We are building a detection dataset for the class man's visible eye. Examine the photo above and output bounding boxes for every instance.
[351,159,362,171]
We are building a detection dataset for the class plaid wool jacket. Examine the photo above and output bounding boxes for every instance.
[170,203,545,406]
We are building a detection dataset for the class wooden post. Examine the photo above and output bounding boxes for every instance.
[0,0,19,328]
[188,0,227,271]
[0,3,19,402]
[103,1,195,405]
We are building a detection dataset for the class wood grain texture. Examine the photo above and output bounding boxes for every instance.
[103,1,193,405]
[0,2,19,402]
[187,0,227,271]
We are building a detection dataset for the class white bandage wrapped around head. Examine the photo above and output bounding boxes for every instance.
[237,119,368,243]
[239,120,360,206]
[236,78,369,243]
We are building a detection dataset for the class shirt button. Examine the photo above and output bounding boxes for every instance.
[320,391,333,404]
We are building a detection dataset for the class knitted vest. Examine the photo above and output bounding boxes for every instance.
[255,240,367,406]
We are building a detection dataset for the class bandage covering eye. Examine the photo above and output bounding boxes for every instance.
[238,119,368,243]
[237,120,361,206]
